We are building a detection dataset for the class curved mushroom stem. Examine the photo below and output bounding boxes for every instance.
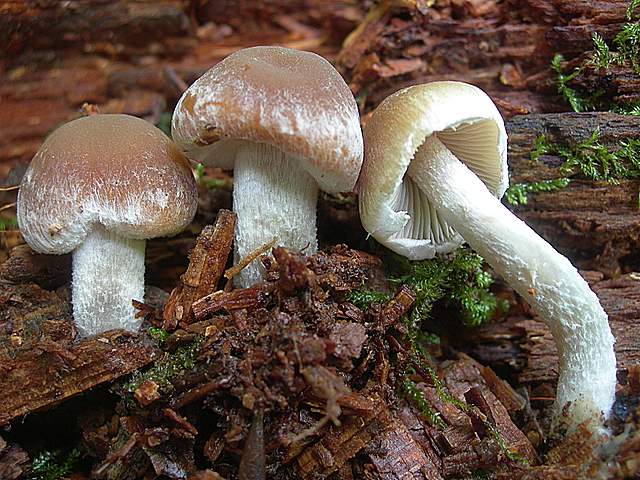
[408,135,616,430]
[233,142,319,287]
[72,225,145,337]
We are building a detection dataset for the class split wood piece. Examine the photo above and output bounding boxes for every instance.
[0,329,158,426]
[379,284,416,328]
[295,391,440,479]
[191,286,263,321]
[464,272,640,387]
[238,409,265,480]
[163,209,236,329]
[441,355,538,464]
[365,406,443,480]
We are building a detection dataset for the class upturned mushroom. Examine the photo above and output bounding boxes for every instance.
[172,46,363,287]
[358,81,616,430]
[17,114,197,337]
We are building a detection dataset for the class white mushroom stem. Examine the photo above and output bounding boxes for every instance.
[233,142,319,287]
[408,135,617,429]
[72,225,145,337]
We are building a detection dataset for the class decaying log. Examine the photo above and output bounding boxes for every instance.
[463,272,640,389]
[0,243,70,289]
[0,279,158,426]
[163,209,236,329]
[336,0,633,115]
[506,112,640,274]
[0,1,357,174]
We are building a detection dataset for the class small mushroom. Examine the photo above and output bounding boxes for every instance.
[358,81,616,430]
[172,46,363,287]
[17,114,197,337]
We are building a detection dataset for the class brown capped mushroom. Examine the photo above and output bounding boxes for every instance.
[172,46,363,287]
[17,114,198,336]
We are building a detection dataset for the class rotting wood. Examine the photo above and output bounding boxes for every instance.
[462,272,640,388]
[0,243,70,290]
[0,436,29,480]
[163,209,236,329]
[506,112,640,274]
[191,286,264,321]
[0,327,158,426]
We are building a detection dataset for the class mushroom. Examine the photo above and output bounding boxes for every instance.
[172,46,363,287]
[358,81,616,430]
[17,114,198,337]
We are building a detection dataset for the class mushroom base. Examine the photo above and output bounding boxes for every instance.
[408,135,617,430]
[233,142,319,287]
[72,226,145,337]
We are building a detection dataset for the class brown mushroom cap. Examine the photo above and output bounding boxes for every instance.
[171,46,363,193]
[17,114,197,254]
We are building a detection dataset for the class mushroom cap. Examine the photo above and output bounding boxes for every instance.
[171,46,363,193]
[17,114,198,254]
[358,81,508,260]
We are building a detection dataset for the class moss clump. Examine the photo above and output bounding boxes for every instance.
[551,53,591,113]
[514,132,640,206]
[532,131,640,183]
[504,178,571,206]
[390,249,503,328]
[590,1,640,73]
[147,326,169,344]
[124,336,203,395]
[345,289,391,309]
[552,0,640,112]
[28,447,83,480]
[0,215,17,231]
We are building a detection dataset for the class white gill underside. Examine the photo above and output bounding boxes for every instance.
[233,142,319,288]
[389,175,455,243]
[389,121,502,246]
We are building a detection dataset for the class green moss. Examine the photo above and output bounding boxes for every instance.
[345,289,391,309]
[553,1,640,112]
[147,326,169,344]
[504,178,571,206]
[123,336,203,395]
[402,376,445,428]
[155,111,173,138]
[28,447,82,480]
[551,54,590,113]
[390,248,502,328]
[0,216,17,231]
[534,131,640,183]
[193,163,231,190]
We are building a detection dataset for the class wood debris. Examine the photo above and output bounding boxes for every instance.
[163,209,236,329]
[0,436,29,480]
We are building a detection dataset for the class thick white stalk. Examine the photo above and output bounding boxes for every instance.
[72,226,145,336]
[408,136,616,429]
[233,142,319,287]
